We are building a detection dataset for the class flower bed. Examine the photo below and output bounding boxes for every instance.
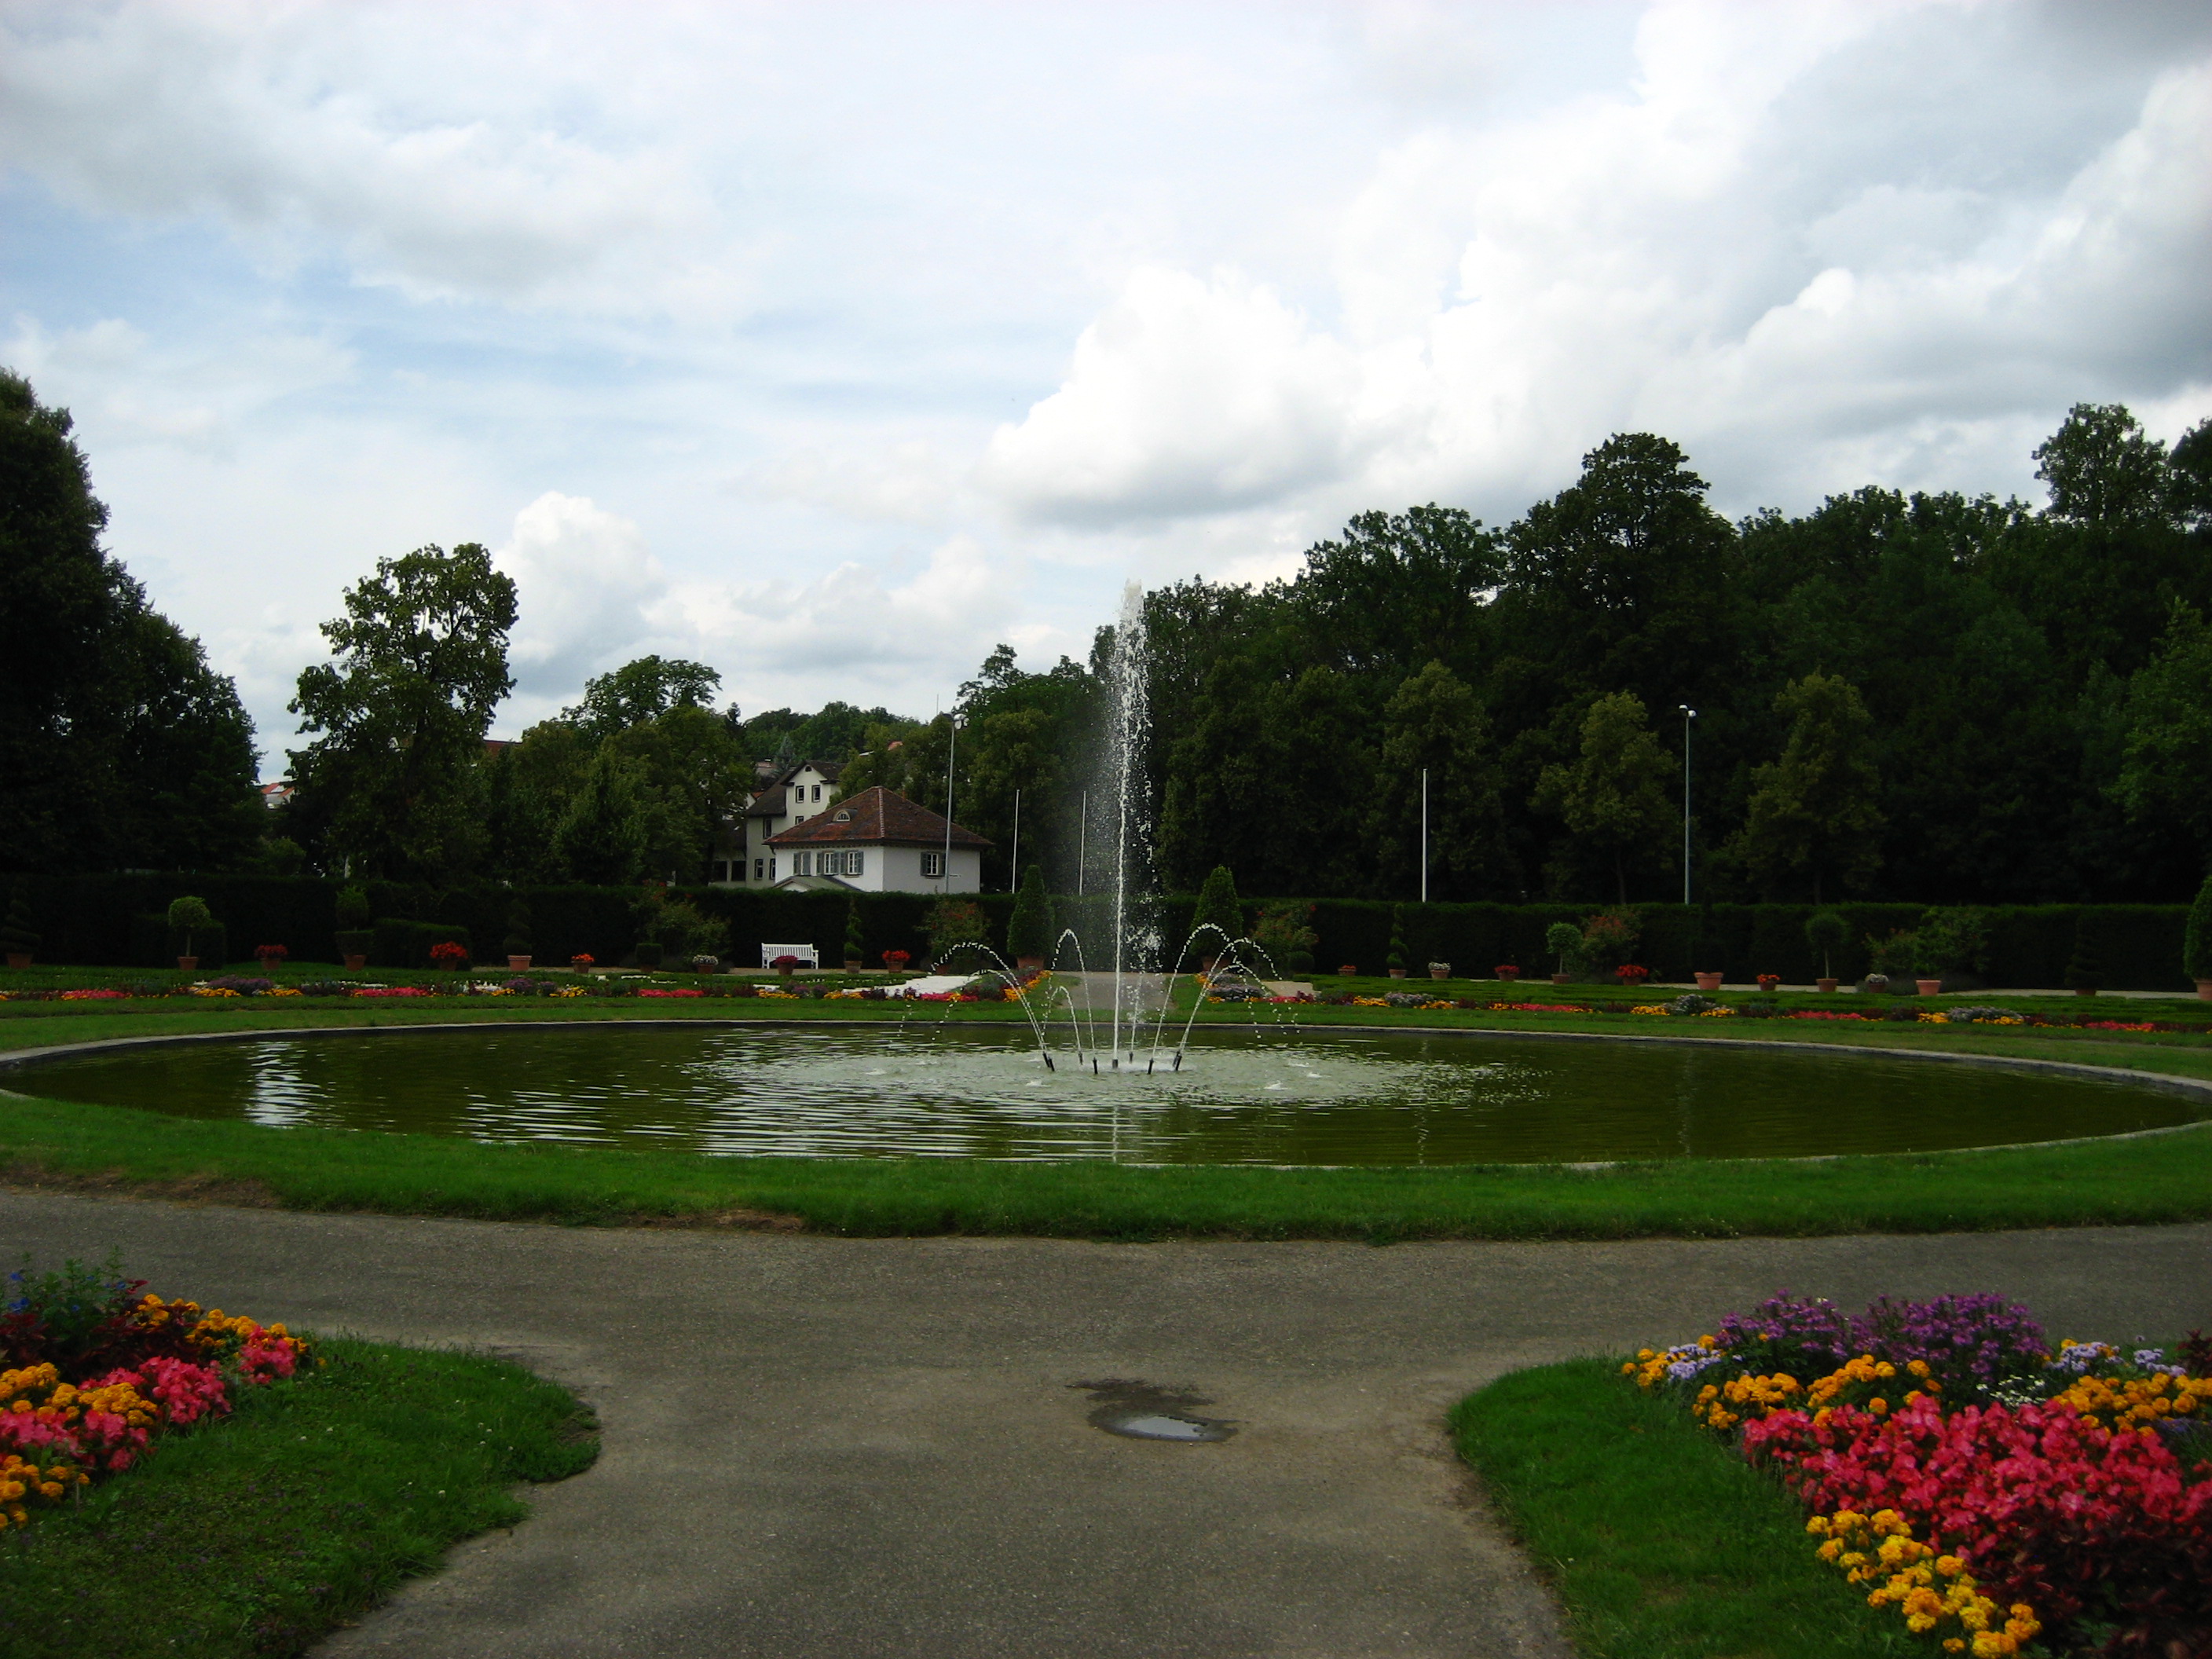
[1627,1291,2212,1655]
[2,1256,310,1534]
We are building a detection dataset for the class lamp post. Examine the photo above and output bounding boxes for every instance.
[1419,767,1430,904]
[942,718,958,893]
[1679,705,1697,906]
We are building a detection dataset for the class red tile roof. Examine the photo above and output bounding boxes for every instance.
[766,786,991,849]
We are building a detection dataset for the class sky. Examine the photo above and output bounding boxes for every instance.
[3,0,2209,771]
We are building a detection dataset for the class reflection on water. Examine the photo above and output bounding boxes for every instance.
[19,1025,2204,1166]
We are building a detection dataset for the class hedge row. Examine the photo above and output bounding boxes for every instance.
[0,873,2197,990]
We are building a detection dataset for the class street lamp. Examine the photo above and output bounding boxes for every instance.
[1679,706,1697,906]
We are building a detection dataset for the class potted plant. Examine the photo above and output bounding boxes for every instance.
[690,954,720,974]
[1386,903,1411,978]
[167,895,214,972]
[881,948,911,973]
[2188,872,2212,1001]
[1339,962,1359,976]
[1756,972,1782,993]
[1427,961,1450,980]
[1494,963,1518,982]
[1913,906,1990,995]
[771,953,800,980]
[504,897,533,971]
[569,952,596,973]
[2,889,39,969]
[1006,869,1054,971]
[2064,912,2101,999]
[430,939,471,973]
[254,943,288,971]
[843,899,869,972]
[1617,963,1651,989]
[1804,910,1848,994]
[1544,921,1581,986]
[1862,928,1914,994]
[333,885,373,970]
[1694,969,1725,992]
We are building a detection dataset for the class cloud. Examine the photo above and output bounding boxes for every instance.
[494,492,670,699]
[0,3,715,310]
[978,2,2212,527]
[976,267,1375,526]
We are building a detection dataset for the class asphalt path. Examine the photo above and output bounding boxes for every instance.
[5,1192,2208,1658]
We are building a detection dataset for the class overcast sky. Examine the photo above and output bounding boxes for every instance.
[4,0,2208,767]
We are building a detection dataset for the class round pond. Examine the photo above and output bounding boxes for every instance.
[16,1025,2206,1164]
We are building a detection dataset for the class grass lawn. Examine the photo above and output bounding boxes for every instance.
[0,1337,597,1659]
[1452,1358,1914,1659]
[0,989,2208,1239]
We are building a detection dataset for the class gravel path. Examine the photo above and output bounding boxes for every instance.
[5,1192,2207,1659]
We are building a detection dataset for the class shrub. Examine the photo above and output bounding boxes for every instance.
[2185,872,2212,981]
[1914,906,1992,976]
[926,898,990,970]
[1191,866,1243,954]
[503,896,533,957]
[165,895,215,958]
[1863,928,1916,977]
[1804,910,1848,979]
[843,899,867,964]
[2066,911,2104,991]
[0,888,39,958]
[1005,866,1054,961]
[1544,921,1582,975]
[1386,903,1409,972]
[1251,899,1318,975]
[333,885,372,930]
[1577,909,1641,972]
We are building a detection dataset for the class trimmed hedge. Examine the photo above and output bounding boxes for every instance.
[0,873,2197,989]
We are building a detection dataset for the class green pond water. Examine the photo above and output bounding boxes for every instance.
[16,1025,2204,1164]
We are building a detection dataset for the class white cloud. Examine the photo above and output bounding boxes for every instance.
[494,492,671,701]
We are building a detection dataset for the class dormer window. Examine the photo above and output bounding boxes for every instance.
[833,809,851,822]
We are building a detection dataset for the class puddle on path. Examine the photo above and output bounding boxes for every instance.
[1073,1378,1236,1444]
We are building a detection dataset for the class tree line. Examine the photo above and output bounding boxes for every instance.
[5,361,2208,906]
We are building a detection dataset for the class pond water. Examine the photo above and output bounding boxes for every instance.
[16,1024,2204,1165]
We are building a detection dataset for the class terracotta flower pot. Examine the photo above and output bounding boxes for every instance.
[1694,972,1723,992]
[1338,964,1358,976]
[343,954,367,971]
[1388,968,1408,979]
[1915,977,1943,997]
[1016,956,1044,971]
[177,956,198,972]
[2073,985,2097,998]
[1816,977,1839,994]
[844,958,864,972]
[1551,972,1571,985]
[2197,978,2212,1002]
[507,954,532,971]
[4,953,27,970]
[1496,968,1518,982]
[1428,965,1449,980]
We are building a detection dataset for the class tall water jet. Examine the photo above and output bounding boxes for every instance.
[1101,580,1155,1060]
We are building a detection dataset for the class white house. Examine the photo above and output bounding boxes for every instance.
[709,760,844,885]
[764,786,989,894]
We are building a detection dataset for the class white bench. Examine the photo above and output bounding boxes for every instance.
[760,943,820,969]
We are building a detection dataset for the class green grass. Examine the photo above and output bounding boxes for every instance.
[2,1000,2210,1239]
[0,1338,597,1659]
[1452,1359,1912,1659]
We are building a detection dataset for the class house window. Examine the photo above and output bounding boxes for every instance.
[794,851,812,877]
[811,784,821,801]
[753,859,764,881]
[712,861,728,882]
[819,849,863,877]
[769,856,777,881]
[921,851,946,878]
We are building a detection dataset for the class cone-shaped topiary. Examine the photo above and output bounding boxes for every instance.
[1386,903,1409,972]
[0,889,38,958]
[1190,866,1242,955]
[2185,871,2212,982]
[1006,866,1056,962]
[503,896,533,956]
[844,899,866,965]
[2064,910,2103,991]
[335,885,372,930]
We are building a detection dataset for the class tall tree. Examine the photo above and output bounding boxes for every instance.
[287,543,516,880]
[1730,672,1884,903]
[564,655,725,740]
[1365,661,1511,901]
[0,369,260,873]
[2113,604,2212,861]
[554,749,650,884]
[1531,691,1676,903]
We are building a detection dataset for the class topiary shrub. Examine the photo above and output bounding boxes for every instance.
[2065,911,2103,992]
[1005,866,1055,963]
[0,888,39,962]
[1544,921,1582,976]
[1804,910,1848,980]
[2187,872,2212,983]
[844,899,868,966]
[1190,866,1243,958]
[503,896,533,958]
[167,895,216,961]
[1386,903,1409,972]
